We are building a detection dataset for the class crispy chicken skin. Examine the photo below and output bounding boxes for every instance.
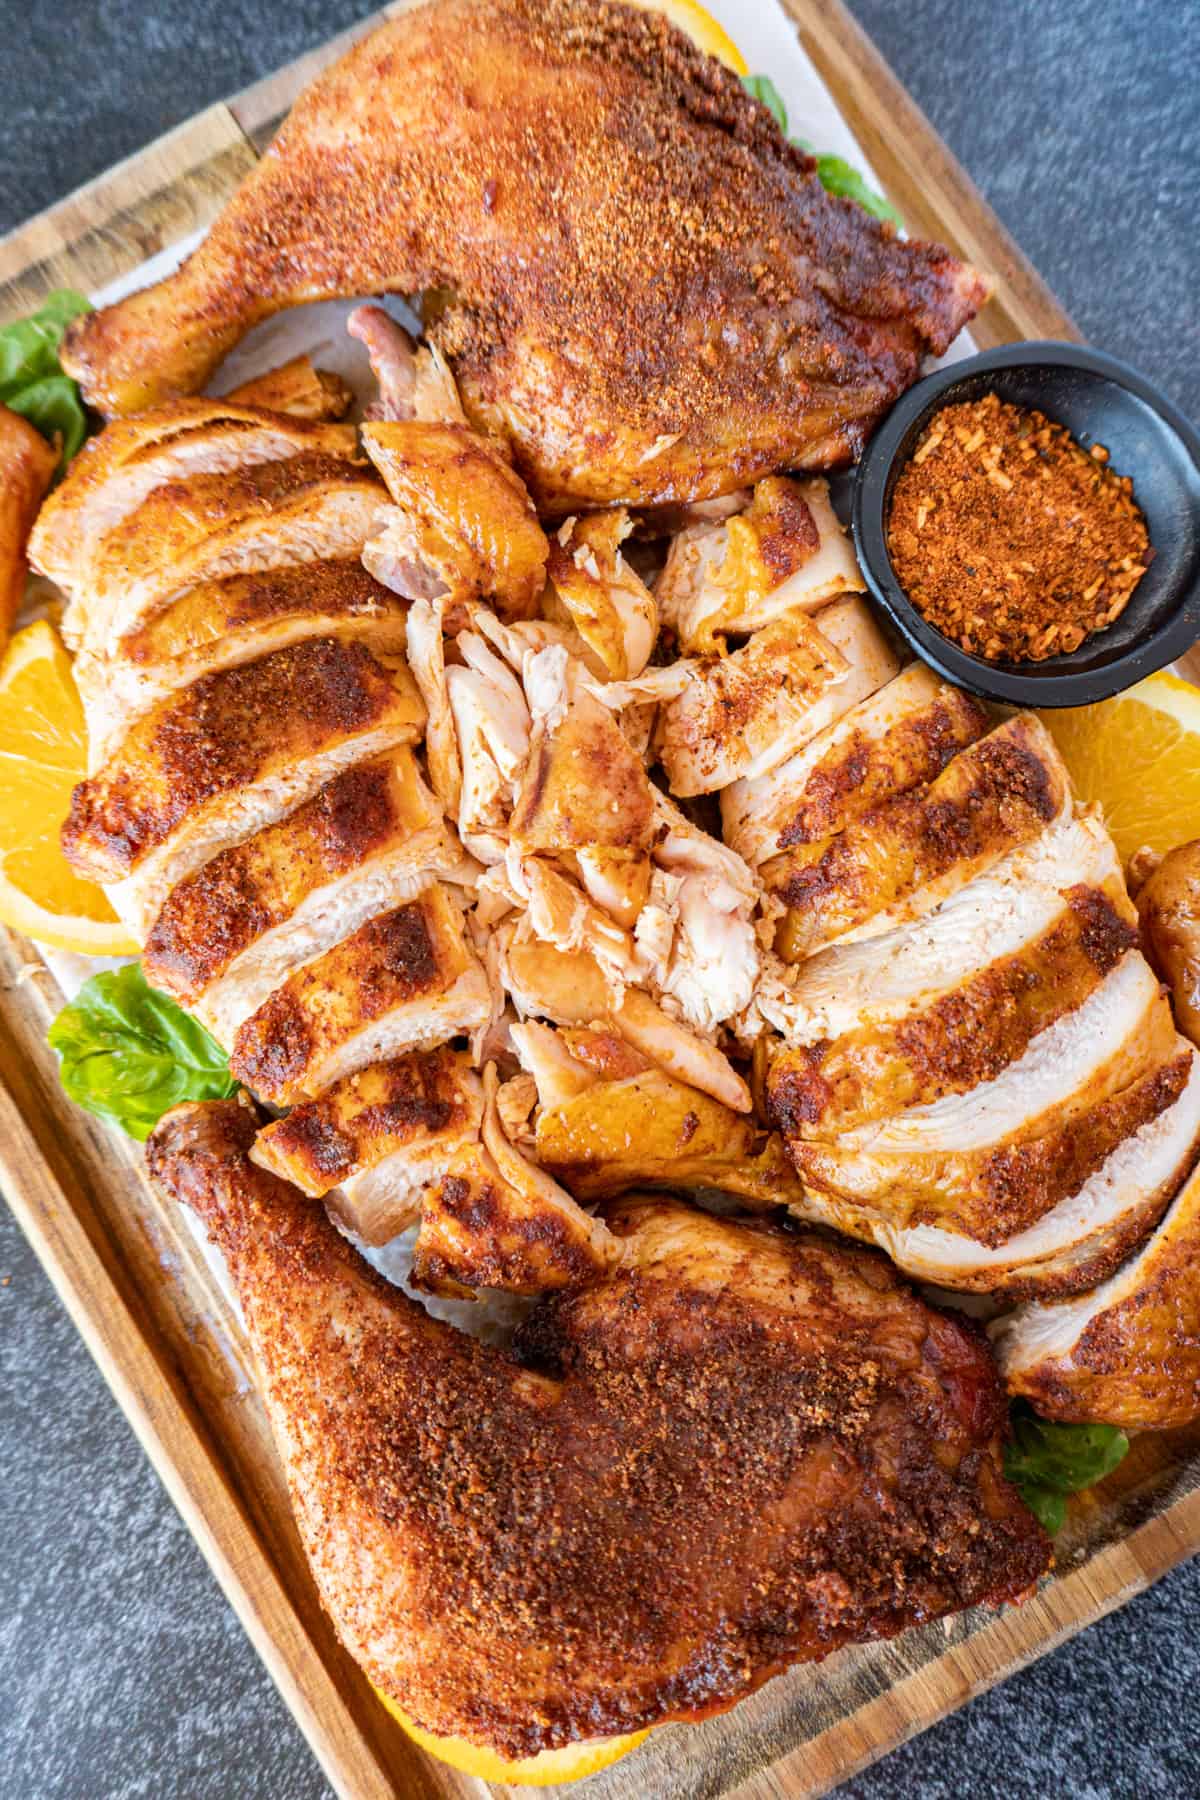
[993,1160,1200,1428]
[60,0,986,508]
[0,406,56,646]
[1136,839,1200,1047]
[225,355,354,421]
[148,1097,1048,1758]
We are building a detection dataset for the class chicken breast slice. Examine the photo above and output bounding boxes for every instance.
[991,1149,1200,1427]
[230,884,490,1106]
[361,420,547,620]
[796,1046,1200,1301]
[768,713,1071,962]
[62,638,425,939]
[27,398,359,632]
[768,880,1140,1136]
[79,560,410,760]
[655,476,864,654]
[545,510,657,680]
[77,452,386,656]
[252,1047,484,1246]
[654,610,850,796]
[753,810,1126,1047]
[721,664,987,867]
[142,750,456,1045]
[510,644,655,849]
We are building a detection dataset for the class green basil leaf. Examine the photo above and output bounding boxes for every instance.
[1004,1401,1129,1532]
[742,73,789,135]
[1019,1484,1067,1537]
[812,152,903,227]
[0,288,93,472]
[48,962,238,1142]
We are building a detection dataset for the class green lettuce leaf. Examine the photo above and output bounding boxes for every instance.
[0,288,92,472]
[742,74,902,228]
[48,962,238,1142]
[1004,1401,1129,1535]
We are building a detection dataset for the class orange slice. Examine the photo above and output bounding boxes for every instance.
[1038,669,1200,864]
[0,619,138,954]
[630,0,748,73]
[376,1688,650,1786]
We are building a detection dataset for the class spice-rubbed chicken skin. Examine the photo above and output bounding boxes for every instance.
[60,0,986,510]
[149,1098,1048,1759]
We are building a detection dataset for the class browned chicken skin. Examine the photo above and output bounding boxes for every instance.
[148,1097,1049,1758]
[1137,839,1200,1046]
[60,0,986,510]
[0,405,56,646]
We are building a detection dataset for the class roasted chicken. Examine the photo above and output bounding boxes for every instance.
[59,0,986,510]
[0,405,56,647]
[148,1097,1049,1757]
[1136,838,1200,1047]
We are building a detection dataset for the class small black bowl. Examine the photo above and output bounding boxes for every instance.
[850,341,1200,706]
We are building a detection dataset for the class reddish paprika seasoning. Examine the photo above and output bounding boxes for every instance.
[886,392,1152,663]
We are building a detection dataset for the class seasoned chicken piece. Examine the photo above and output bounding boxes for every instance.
[0,406,56,647]
[361,420,547,620]
[792,1043,1191,1249]
[654,610,850,796]
[446,629,532,861]
[1136,839,1200,1046]
[501,938,751,1111]
[230,884,490,1106]
[149,1098,1047,1757]
[769,714,1070,962]
[347,305,467,425]
[61,639,424,937]
[28,399,358,634]
[225,355,353,421]
[504,855,642,983]
[61,0,986,501]
[753,811,1127,1048]
[792,1046,1200,1299]
[524,1037,803,1207]
[77,451,385,657]
[402,596,461,817]
[412,1066,618,1295]
[142,750,453,1044]
[545,511,657,680]
[79,560,409,756]
[253,1048,484,1245]
[768,883,1140,1136]
[656,477,864,653]
[993,1156,1200,1427]
[722,664,987,867]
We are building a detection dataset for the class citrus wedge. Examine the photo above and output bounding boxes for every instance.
[1037,669,1200,865]
[630,0,747,73]
[376,1688,650,1786]
[0,619,138,954]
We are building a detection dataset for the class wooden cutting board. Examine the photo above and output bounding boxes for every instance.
[2,3,1198,1796]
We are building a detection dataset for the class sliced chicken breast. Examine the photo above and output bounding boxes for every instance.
[510,645,655,848]
[142,750,453,1044]
[796,1047,1200,1300]
[361,420,547,620]
[229,884,490,1106]
[62,639,425,938]
[27,398,359,633]
[992,1154,1200,1427]
[791,1042,1190,1248]
[79,452,385,654]
[252,1047,484,1246]
[546,510,657,681]
[721,664,987,867]
[79,560,410,759]
[753,811,1126,1048]
[655,476,863,654]
[654,611,849,796]
[768,714,1071,962]
[768,882,1141,1136]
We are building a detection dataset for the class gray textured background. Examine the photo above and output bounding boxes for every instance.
[2,2,1198,1796]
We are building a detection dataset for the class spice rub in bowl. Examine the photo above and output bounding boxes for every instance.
[887,393,1151,664]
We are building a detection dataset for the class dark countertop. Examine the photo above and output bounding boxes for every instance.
[2,3,1198,1796]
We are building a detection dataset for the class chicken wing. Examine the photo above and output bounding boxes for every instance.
[148,1097,1048,1758]
[60,0,986,510]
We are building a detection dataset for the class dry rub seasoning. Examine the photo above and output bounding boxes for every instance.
[887,391,1152,662]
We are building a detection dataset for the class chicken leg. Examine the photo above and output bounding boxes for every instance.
[149,1096,1049,1759]
[61,0,987,511]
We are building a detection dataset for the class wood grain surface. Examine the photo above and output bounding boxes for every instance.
[1,3,1197,1797]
